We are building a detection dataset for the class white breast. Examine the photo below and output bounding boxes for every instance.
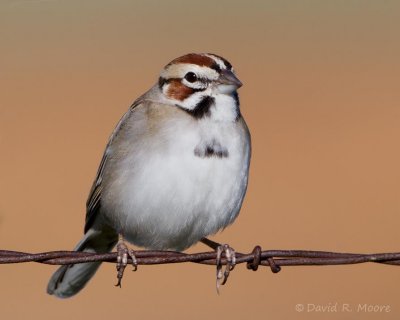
[100,104,250,251]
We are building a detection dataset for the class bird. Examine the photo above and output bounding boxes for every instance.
[47,53,251,298]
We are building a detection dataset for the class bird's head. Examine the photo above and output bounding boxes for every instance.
[158,53,242,119]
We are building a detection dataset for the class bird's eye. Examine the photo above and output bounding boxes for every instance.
[184,72,197,83]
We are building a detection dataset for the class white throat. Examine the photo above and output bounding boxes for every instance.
[208,93,239,122]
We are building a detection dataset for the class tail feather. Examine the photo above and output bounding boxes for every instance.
[47,229,117,298]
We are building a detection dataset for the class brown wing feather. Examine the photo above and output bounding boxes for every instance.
[84,100,143,233]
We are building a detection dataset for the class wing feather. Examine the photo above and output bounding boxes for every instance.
[84,100,142,232]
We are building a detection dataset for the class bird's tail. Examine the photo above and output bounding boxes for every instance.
[47,228,118,298]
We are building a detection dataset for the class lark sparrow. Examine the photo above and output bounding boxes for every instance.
[47,53,251,298]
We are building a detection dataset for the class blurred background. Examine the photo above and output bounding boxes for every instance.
[1,0,399,319]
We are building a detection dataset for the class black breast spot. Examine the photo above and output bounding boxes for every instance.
[194,140,229,158]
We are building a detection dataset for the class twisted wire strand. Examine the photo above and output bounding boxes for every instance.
[1,248,400,273]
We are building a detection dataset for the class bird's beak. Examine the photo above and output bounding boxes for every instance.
[217,69,243,89]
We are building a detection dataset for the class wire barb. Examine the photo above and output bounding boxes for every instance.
[247,245,262,271]
[267,256,281,273]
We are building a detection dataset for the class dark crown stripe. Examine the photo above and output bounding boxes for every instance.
[210,54,233,70]
[210,63,221,73]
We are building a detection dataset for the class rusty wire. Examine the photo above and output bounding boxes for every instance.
[1,247,400,273]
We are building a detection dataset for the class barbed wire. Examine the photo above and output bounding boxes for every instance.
[3,247,400,290]
[2,247,400,272]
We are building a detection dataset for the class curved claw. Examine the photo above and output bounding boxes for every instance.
[115,239,138,288]
[215,244,236,293]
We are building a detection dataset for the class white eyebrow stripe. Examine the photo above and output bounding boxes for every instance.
[160,63,219,80]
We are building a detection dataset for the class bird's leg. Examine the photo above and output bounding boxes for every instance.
[115,234,137,288]
[201,238,236,293]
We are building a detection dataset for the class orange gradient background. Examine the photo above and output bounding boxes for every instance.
[1,1,400,319]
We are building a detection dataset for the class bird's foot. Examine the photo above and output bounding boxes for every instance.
[115,239,137,288]
[215,244,236,293]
